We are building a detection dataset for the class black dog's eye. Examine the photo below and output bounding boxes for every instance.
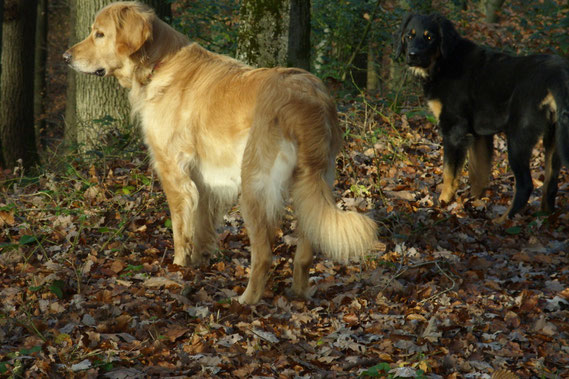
[95,32,104,39]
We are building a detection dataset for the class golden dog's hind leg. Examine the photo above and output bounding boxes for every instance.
[290,235,313,299]
[238,188,276,304]
[468,135,493,198]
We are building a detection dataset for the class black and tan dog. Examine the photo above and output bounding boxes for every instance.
[395,13,569,222]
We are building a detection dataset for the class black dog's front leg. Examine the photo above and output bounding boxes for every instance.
[439,121,472,204]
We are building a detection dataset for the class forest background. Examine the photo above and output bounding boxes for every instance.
[0,0,568,377]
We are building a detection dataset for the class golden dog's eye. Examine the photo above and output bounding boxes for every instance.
[95,32,104,38]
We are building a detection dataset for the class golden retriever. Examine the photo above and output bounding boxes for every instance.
[63,1,377,304]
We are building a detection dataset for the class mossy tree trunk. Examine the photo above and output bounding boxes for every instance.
[0,0,39,170]
[237,0,311,70]
[237,0,291,68]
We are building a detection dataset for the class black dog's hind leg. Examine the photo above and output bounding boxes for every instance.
[497,136,534,222]
[468,135,494,198]
[541,129,562,213]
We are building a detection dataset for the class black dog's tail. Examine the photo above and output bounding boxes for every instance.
[551,79,569,166]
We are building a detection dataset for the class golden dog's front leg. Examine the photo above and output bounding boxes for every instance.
[153,159,200,267]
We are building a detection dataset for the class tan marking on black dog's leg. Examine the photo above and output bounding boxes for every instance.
[468,135,493,198]
[427,99,442,123]
[440,160,462,203]
[440,139,469,204]
[541,134,561,213]
[494,195,514,224]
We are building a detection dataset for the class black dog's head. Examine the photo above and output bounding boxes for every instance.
[394,13,460,77]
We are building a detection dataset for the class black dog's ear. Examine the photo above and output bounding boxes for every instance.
[394,13,414,59]
[433,13,459,58]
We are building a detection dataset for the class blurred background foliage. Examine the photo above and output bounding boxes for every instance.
[168,0,569,97]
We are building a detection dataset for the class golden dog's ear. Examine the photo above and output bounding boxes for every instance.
[115,4,153,56]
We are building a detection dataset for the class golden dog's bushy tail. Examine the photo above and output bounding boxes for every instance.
[291,172,378,263]
[275,70,378,263]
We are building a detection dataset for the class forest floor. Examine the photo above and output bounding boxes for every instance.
[1,2,569,378]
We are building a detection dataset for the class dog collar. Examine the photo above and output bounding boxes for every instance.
[147,61,162,82]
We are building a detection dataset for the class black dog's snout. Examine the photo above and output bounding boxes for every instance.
[63,51,72,64]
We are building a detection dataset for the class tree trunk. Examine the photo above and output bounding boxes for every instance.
[485,0,505,23]
[236,0,291,68]
[287,0,310,70]
[0,0,39,170]
[34,0,47,150]
[65,0,131,153]
[147,0,171,21]
[367,41,379,93]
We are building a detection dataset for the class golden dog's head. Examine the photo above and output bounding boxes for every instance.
[63,2,154,85]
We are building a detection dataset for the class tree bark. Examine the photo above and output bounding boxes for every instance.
[0,0,39,169]
[485,0,505,23]
[287,0,310,70]
[236,0,291,68]
[34,0,47,149]
[65,0,131,152]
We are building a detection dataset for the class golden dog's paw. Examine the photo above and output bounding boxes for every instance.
[438,191,455,205]
[173,254,190,267]
[238,288,262,305]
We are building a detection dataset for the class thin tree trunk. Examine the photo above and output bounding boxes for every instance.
[485,0,505,23]
[367,41,379,93]
[0,0,38,169]
[34,0,47,151]
[287,0,310,70]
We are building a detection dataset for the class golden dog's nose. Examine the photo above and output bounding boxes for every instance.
[63,51,72,64]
